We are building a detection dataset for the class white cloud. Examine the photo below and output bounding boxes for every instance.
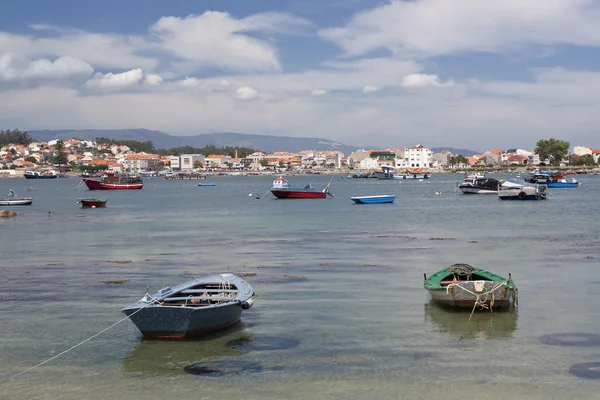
[179,76,201,87]
[235,86,258,100]
[0,53,93,86]
[320,0,600,57]
[144,73,163,86]
[362,85,381,93]
[220,80,231,87]
[311,89,327,96]
[0,10,310,78]
[85,68,143,89]
[0,30,155,70]
[149,11,310,73]
[401,74,453,88]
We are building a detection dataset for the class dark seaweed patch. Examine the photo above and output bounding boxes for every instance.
[226,336,300,352]
[184,360,263,376]
[569,362,600,379]
[539,333,600,347]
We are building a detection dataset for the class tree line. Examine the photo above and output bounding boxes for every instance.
[94,138,258,158]
[0,129,36,146]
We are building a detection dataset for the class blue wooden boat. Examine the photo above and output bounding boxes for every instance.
[198,183,217,187]
[547,178,580,188]
[351,195,395,204]
[122,273,255,339]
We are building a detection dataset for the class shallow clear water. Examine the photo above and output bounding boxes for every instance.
[1,173,600,399]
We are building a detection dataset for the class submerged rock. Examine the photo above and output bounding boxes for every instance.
[226,336,301,352]
[184,360,263,377]
[0,210,20,218]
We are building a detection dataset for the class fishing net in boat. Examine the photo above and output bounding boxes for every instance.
[448,264,476,279]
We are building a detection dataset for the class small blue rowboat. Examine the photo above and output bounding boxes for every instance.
[198,183,217,187]
[351,195,395,204]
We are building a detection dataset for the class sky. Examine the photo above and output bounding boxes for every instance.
[2,0,600,150]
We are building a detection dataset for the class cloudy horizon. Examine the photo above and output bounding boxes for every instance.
[2,0,600,150]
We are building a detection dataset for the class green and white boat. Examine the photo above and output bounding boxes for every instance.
[424,264,518,311]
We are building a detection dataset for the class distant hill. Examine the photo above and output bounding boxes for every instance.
[28,129,479,156]
[431,147,480,156]
[29,129,363,154]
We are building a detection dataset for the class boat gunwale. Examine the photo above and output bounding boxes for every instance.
[424,267,516,291]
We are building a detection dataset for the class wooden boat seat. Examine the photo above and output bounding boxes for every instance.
[181,289,238,294]
[162,296,236,302]
[440,280,491,285]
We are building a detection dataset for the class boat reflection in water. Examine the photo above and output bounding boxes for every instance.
[122,321,253,376]
[424,302,518,340]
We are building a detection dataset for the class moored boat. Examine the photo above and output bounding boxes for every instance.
[547,178,581,188]
[458,175,501,194]
[82,172,143,190]
[424,264,518,313]
[498,181,548,200]
[270,176,333,199]
[122,273,255,339]
[351,195,395,204]
[24,170,58,179]
[0,197,33,206]
[77,198,108,208]
[375,166,430,180]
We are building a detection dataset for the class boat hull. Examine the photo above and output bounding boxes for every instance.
[375,172,430,180]
[83,179,143,190]
[547,182,579,188]
[351,195,395,204]
[78,199,107,208]
[0,197,33,206]
[122,302,244,339]
[427,281,515,309]
[458,186,498,194]
[24,175,57,179]
[271,189,327,199]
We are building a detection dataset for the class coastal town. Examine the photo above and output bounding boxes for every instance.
[1,137,600,178]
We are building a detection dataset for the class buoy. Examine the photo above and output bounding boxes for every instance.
[154,183,158,187]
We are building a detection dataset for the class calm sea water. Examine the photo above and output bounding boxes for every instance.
[1,173,600,399]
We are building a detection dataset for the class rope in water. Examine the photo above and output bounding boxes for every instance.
[3,303,151,383]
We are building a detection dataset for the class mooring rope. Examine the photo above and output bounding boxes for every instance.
[3,303,151,383]
[446,281,512,321]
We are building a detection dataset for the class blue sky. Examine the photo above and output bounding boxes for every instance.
[1,0,600,150]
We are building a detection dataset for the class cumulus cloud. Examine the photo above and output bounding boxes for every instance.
[0,30,156,70]
[85,68,143,90]
[144,73,163,86]
[362,85,381,93]
[401,74,453,88]
[179,76,201,87]
[320,0,600,57]
[0,10,310,77]
[235,86,258,100]
[311,89,327,96]
[149,11,310,73]
[0,53,93,86]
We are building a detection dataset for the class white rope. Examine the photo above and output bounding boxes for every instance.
[446,281,513,320]
[3,301,152,383]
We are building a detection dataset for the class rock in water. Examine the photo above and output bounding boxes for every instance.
[0,210,20,218]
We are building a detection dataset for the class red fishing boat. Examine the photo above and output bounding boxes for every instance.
[82,172,143,190]
[270,176,334,199]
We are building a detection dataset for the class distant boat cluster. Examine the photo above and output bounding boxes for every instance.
[457,170,581,200]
